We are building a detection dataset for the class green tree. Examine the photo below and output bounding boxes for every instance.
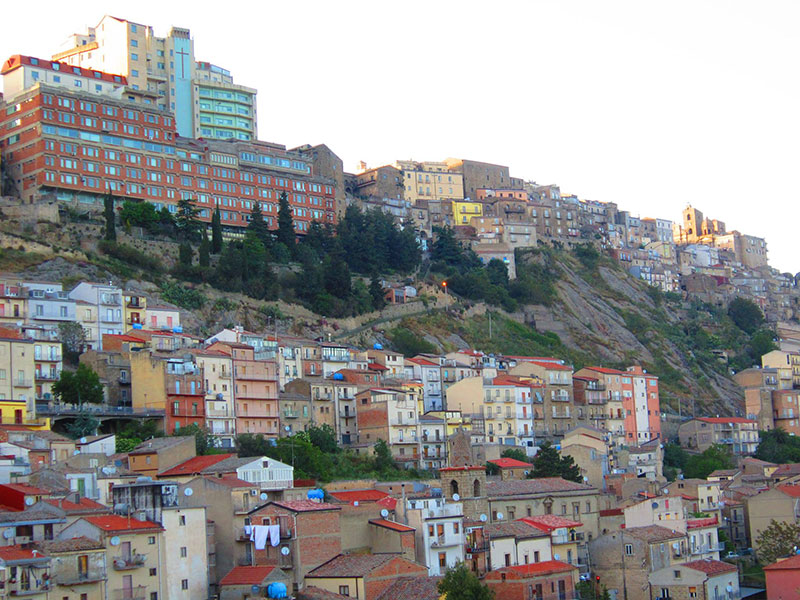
[755,519,800,563]
[369,275,386,311]
[198,231,210,268]
[528,441,582,483]
[116,437,141,453]
[103,194,116,241]
[389,327,437,357]
[236,433,272,458]
[276,191,295,249]
[373,439,396,473]
[53,364,104,405]
[248,201,273,249]
[178,241,193,266]
[486,259,510,287]
[501,448,531,463]
[211,206,223,253]
[755,428,800,463]
[175,197,201,240]
[728,297,765,334]
[65,414,100,439]
[438,563,494,600]
[683,444,734,479]
[306,425,339,455]
[57,322,86,365]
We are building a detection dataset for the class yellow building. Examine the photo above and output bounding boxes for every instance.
[0,327,47,428]
[123,291,147,328]
[0,281,27,325]
[452,200,483,225]
[396,160,464,205]
[37,537,106,600]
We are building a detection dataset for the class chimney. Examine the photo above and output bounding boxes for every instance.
[400,483,407,525]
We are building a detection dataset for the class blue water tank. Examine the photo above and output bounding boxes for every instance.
[373,343,383,350]
[333,373,344,380]
[173,326,183,333]
[267,581,288,598]
[132,323,143,329]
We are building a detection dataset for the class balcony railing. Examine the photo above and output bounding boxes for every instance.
[13,379,33,388]
[35,372,59,381]
[8,583,52,596]
[113,554,146,570]
[55,568,107,585]
[690,543,724,555]
[112,586,147,600]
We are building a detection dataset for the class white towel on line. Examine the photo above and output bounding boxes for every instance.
[251,525,270,550]
[268,524,281,547]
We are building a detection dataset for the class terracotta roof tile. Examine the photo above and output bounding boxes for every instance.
[219,565,276,586]
[519,515,582,532]
[498,559,577,577]
[307,553,400,577]
[623,525,685,543]
[488,478,593,497]
[158,454,235,477]
[42,498,109,514]
[682,559,737,575]
[296,587,351,600]
[764,554,800,571]
[485,521,548,540]
[0,545,46,562]
[489,458,532,469]
[697,417,756,424]
[687,517,719,529]
[83,515,163,532]
[376,576,442,600]
[270,500,340,513]
[34,537,104,553]
[328,489,389,503]
[369,519,415,533]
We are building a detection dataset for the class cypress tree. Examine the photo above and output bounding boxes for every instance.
[211,206,223,254]
[199,231,210,267]
[276,192,295,249]
[103,194,116,241]
[179,241,193,266]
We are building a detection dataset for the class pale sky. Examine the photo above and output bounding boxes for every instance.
[2,1,798,272]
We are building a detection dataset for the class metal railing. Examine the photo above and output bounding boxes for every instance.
[112,554,146,569]
[112,586,146,600]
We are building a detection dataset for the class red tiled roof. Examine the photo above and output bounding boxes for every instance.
[528,361,572,371]
[376,496,397,511]
[369,519,414,533]
[697,417,756,424]
[489,458,531,469]
[764,554,800,571]
[502,560,577,577]
[519,515,582,532]
[271,500,340,513]
[43,498,108,513]
[376,576,442,600]
[488,478,593,497]
[2,55,127,84]
[687,516,718,529]
[328,489,389,503]
[778,484,800,498]
[584,366,624,375]
[368,362,389,371]
[208,476,255,488]
[83,515,163,532]
[307,553,400,577]
[219,565,276,586]
[439,466,485,472]
[407,357,439,366]
[682,559,737,575]
[0,484,50,495]
[772,464,800,478]
[0,545,44,562]
[158,454,235,477]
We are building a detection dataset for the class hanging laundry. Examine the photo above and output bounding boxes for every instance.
[268,524,281,547]
[244,525,252,536]
[251,525,269,550]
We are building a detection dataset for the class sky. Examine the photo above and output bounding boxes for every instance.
[2,1,798,272]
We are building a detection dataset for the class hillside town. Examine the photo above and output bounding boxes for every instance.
[0,12,798,600]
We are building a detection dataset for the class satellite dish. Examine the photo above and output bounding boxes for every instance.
[480,514,488,522]
[280,546,290,556]
[554,553,560,560]
[353,501,359,507]
[24,497,34,506]
[80,437,87,444]
[260,493,268,501]
[497,512,504,520]
[3,529,13,540]
[184,488,193,497]
[652,502,659,509]
[284,426,291,432]
[380,509,389,518]
[110,536,120,546]
[452,493,460,502]
[114,460,123,467]
[73,450,80,455]
[251,585,260,594]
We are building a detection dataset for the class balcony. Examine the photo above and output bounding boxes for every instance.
[112,586,147,600]
[552,413,572,419]
[112,554,146,570]
[283,411,299,419]
[55,568,107,585]
[100,295,120,306]
[13,379,33,388]
[690,543,724,555]
[339,410,355,419]
[9,583,51,596]
[35,372,59,381]
[430,535,463,548]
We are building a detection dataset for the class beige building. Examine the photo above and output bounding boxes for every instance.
[193,348,236,448]
[0,327,39,425]
[678,417,759,455]
[648,560,739,600]
[746,484,800,557]
[444,158,511,201]
[396,160,464,204]
[762,349,800,389]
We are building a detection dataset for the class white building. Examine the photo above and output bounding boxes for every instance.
[68,282,124,351]
[405,496,465,575]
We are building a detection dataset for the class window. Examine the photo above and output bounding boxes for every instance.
[439,552,447,568]
[149,568,157,576]
[150,594,158,600]
[180,547,187,557]
[673,570,681,579]
[624,544,633,555]
[338,586,350,596]
[148,536,156,544]
[131,39,139,47]
[179,516,186,526]
[181,579,188,590]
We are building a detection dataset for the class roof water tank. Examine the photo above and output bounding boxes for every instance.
[267,582,288,598]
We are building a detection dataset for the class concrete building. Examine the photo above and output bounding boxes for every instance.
[193,348,236,447]
[678,417,759,455]
[746,483,800,558]
[444,158,511,202]
[484,560,579,600]
[764,554,800,600]
[405,497,465,575]
[68,283,124,351]
[395,160,464,205]
[648,559,739,600]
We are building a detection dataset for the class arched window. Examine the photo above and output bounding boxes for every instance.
[450,480,459,496]
[473,479,481,497]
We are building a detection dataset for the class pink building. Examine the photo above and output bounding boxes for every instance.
[764,554,800,600]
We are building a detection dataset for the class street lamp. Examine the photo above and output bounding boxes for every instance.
[441,280,448,307]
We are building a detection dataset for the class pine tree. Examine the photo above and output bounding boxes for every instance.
[276,191,295,249]
[175,197,201,240]
[211,206,223,253]
[247,202,272,249]
[369,274,386,310]
[179,241,193,266]
[103,194,116,241]
[199,231,210,267]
